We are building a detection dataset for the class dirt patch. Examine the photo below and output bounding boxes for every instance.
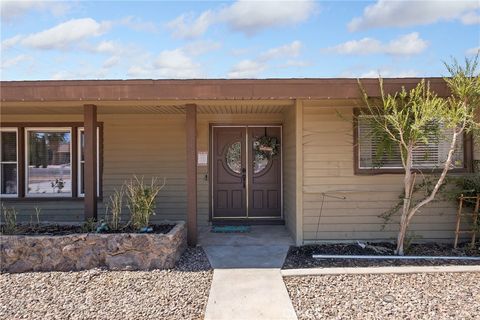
[2,224,175,236]
[283,242,480,269]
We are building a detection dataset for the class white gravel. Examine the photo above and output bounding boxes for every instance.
[284,272,480,320]
[0,248,212,320]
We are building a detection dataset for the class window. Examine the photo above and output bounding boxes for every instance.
[0,123,102,199]
[357,114,465,171]
[26,128,72,196]
[1,128,18,196]
[78,127,100,196]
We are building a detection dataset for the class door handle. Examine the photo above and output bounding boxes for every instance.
[241,168,246,188]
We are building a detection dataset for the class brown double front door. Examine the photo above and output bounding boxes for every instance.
[212,126,282,219]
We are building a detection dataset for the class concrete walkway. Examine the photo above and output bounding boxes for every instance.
[201,226,297,320]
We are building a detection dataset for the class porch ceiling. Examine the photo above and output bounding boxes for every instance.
[1,100,293,115]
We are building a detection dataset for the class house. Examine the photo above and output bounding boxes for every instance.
[1,78,477,245]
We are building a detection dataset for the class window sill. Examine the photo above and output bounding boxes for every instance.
[1,197,103,202]
[355,168,469,175]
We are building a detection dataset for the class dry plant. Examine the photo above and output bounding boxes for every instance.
[125,176,166,230]
[105,186,124,231]
[1,204,18,234]
[29,206,41,227]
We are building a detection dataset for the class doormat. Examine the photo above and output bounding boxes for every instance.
[211,226,251,233]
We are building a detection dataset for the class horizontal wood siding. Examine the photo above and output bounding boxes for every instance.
[282,107,297,239]
[302,104,467,242]
[1,114,188,224]
[100,114,187,224]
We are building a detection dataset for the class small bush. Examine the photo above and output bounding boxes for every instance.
[82,218,97,233]
[453,173,480,206]
[1,204,18,235]
[125,176,166,230]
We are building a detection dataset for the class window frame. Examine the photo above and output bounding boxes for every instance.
[0,122,103,200]
[25,127,73,198]
[77,127,100,197]
[0,127,19,197]
[353,108,473,175]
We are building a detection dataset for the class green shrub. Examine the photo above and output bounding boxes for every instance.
[453,173,480,206]
[125,176,166,230]
[82,218,97,233]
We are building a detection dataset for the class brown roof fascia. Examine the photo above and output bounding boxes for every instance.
[0,78,450,102]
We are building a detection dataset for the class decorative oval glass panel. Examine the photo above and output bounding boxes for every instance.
[253,153,269,173]
[226,141,242,174]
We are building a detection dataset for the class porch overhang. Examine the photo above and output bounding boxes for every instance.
[0,78,451,104]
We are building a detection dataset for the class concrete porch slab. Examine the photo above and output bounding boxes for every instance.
[199,225,295,247]
[204,245,289,269]
[199,225,294,269]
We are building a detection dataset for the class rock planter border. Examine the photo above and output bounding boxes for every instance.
[1,221,186,273]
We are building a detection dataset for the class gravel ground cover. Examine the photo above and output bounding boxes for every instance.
[283,242,480,268]
[284,272,480,320]
[0,247,212,320]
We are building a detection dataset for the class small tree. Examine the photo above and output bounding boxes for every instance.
[359,57,480,255]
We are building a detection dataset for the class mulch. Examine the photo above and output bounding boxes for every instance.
[282,242,480,269]
[1,224,175,236]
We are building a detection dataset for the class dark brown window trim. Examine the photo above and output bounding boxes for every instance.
[0,122,103,199]
[352,108,474,175]
[1,197,103,202]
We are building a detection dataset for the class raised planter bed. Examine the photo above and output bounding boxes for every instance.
[283,242,480,269]
[1,222,186,273]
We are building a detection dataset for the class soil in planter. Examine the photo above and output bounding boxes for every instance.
[1,224,175,236]
[282,242,480,269]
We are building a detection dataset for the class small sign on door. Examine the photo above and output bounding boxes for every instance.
[197,151,208,166]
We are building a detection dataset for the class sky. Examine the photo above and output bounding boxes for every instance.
[1,0,479,80]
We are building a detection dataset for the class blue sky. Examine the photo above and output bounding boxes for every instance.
[1,0,479,80]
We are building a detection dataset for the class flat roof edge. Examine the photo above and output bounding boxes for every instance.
[0,78,450,102]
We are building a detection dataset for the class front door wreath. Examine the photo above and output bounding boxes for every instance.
[253,135,279,159]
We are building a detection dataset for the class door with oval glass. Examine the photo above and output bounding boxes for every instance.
[212,126,282,219]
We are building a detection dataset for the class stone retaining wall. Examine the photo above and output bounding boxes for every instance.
[1,222,187,273]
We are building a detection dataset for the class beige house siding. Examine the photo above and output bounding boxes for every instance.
[101,114,187,224]
[1,111,289,227]
[301,102,463,243]
[282,106,297,240]
[1,114,189,224]
[4,101,471,242]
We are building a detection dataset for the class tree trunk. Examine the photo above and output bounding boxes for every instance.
[395,130,460,255]
[396,215,408,255]
[396,150,414,255]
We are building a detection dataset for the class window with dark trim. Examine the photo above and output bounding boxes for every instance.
[0,128,18,196]
[354,113,470,174]
[0,123,102,199]
[26,128,72,196]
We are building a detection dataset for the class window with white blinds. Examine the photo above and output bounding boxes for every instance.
[357,115,464,170]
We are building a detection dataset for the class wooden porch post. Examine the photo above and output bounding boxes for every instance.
[186,104,197,246]
[84,104,97,220]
